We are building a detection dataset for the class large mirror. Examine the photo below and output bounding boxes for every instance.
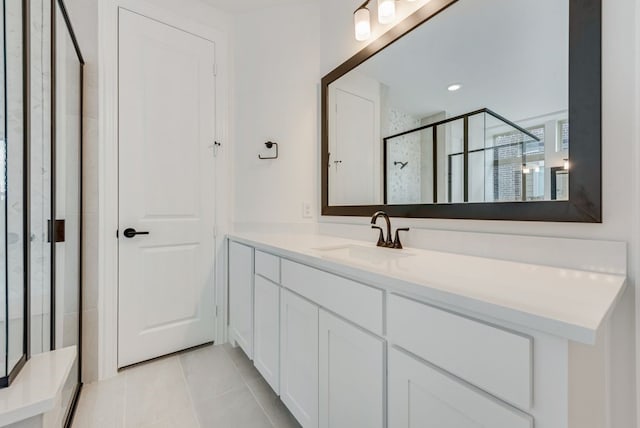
[321,0,601,222]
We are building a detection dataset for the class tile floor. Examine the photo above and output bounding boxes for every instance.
[72,343,301,428]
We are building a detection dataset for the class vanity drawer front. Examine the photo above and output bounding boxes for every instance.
[255,250,280,283]
[388,347,533,428]
[281,260,384,335]
[388,294,532,410]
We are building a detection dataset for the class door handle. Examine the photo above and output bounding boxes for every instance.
[123,228,150,238]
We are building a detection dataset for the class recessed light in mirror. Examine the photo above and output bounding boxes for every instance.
[447,83,462,92]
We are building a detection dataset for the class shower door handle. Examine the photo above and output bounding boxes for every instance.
[123,228,150,238]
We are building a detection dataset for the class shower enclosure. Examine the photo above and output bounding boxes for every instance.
[0,0,83,425]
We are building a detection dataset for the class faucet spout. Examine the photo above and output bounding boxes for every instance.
[371,211,393,247]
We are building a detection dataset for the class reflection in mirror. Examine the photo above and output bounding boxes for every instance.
[328,0,569,207]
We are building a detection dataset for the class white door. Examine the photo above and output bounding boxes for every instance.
[330,89,377,205]
[388,347,533,428]
[280,290,319,428]
[118,9,216,367]
[228,241,254,357]
[319,310,384,428]
[253,275,280,393]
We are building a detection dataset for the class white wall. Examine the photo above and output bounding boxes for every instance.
[233,1,320,224]
[232,0,638,426]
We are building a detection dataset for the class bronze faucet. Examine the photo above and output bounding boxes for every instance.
[371,211,410,249]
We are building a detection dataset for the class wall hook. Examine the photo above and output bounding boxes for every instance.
[259,141,279,160]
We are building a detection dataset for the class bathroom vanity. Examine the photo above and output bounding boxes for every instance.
[227,233,626,428]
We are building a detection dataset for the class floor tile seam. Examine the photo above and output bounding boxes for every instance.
[177,357,203,428]
[244,372,278,428]
[220,345,253,379]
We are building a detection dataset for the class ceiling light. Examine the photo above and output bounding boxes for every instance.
[447,83,462,92]
[378,0,396,24]
[354,7,371,41]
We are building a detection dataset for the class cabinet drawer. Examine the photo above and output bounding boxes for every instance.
[389,347,532,428]
[388,294,532,410]
[281,260,383,335]
[255,250,280,283]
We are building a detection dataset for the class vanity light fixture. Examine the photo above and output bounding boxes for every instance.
[447,83,462,92]
[354,7,371,41]
[564,158,570,170]
[522,164,531,174]
[378,0,396,24]
[355,0,415,41]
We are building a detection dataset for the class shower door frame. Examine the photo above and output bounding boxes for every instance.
[0,0,32,389]
[50,0,84,425]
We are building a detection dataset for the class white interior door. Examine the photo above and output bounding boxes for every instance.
[118,8,216,367]
[330,89,377,205]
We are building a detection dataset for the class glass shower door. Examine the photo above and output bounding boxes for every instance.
[54,0,83,422]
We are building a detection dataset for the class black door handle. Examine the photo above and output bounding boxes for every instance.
[123,228,150,238]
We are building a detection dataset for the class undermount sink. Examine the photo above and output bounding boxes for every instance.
[312,244,415,264]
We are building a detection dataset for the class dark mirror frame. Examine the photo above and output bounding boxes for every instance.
[321,0,602,222]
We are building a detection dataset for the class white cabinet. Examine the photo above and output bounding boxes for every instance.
[228,241,253,358]
[388,347,533,428]
[388,294,532,409]
[319,310,384,428]
[253,275,280,393]
[280,290,319,428]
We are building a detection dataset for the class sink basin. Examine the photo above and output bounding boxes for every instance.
[312,244,414,265]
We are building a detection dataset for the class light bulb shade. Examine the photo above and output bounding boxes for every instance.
[378,0,396,24]
[354,8,371,41]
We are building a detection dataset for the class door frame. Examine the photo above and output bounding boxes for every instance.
[98,0,231,380]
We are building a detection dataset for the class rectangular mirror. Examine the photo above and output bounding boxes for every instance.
[321,0,601,222]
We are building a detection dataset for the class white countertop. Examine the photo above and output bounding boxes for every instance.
[0,347,76,427]
[228,232,627,345]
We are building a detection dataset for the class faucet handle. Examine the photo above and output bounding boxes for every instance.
[393,228,410,249]
[371,226,386,247]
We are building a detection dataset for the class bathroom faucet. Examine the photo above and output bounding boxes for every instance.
[370,211,393,248]
[371,211,410,249]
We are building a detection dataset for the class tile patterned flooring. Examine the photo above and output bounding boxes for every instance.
[72,344,301,428]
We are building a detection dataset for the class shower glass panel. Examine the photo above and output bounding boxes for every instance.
[385,110,547,205]
[54,0,83,421]
[30,0,52,356]
[0,0,28,386]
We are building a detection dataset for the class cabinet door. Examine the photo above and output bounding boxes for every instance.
[229,241,253,358]
[280,290,319,428]
[254,275,280,393]
[319,310,384,428]
[389,347,533,428]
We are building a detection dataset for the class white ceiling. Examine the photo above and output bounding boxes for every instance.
[341,0,569,125]
[199,0,310,13]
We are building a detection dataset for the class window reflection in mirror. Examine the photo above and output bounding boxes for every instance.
[327,0,569,206]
